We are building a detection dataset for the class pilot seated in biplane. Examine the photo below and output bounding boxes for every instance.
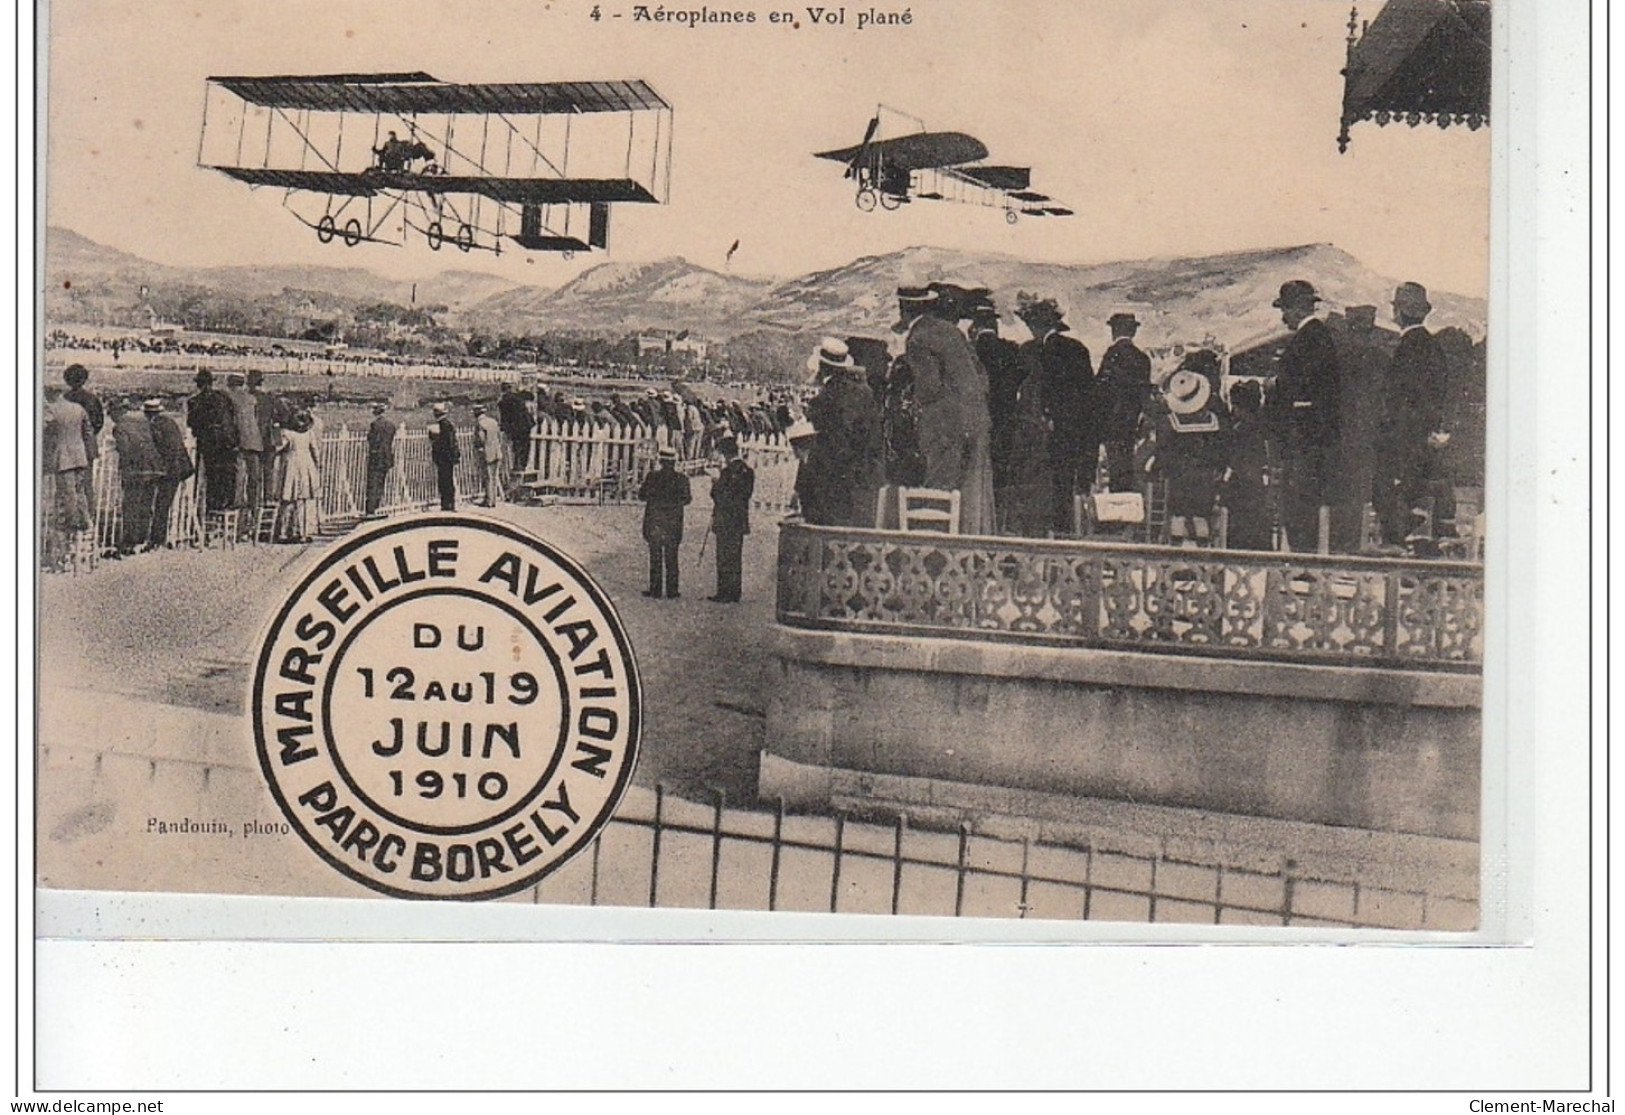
[371,131,436,174]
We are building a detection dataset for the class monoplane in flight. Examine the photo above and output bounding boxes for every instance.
[200,72,673,257]
[814,105,1072,223]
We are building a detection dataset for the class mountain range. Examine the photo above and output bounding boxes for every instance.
[44,227,1487,353]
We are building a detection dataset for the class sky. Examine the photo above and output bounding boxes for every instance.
[42,0,1491,297]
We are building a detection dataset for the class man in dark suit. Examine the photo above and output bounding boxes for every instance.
[109,398,160,555]
[708,437,756,603]
[186,370,239,512]
[426,402,460,511]
[638,447,692,599]
[1096,311,1153,492]
[497,384,535,473]
[1263,280,1341,552]
[967,292,1025,498]
[145,398,194,549]
[364,402,397,517]
[1018,292,1096,533]
[1374,282,1451,547]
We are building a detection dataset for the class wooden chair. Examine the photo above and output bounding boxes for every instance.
[203,509,240,550]
[251,502,282,544]
[896,486,961,534]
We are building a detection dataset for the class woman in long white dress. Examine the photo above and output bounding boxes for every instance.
[277,410,321,542]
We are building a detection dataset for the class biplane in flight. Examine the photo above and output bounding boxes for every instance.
[814,106,1072,223]
[199,72,673,258]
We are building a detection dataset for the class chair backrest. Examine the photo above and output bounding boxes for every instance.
[1142,479,1170,545]
[1074,491,1145,539]
[896,486,961,534]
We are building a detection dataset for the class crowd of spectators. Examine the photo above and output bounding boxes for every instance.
[784,277,1481,557]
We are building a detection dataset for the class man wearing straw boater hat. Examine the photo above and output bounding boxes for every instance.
[803,337,884,527]
[895,284,995,534]
[1017,292,1095,533]
[1096,308,1153,493]
[637,446,692,599]
[426,402,460,511]
[1263,279,1341,551]
[145,398,194,550]
[707,436,756,603]
[473,403,503,507]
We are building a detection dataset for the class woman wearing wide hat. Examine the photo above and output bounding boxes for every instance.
[802,337,884,528]
[1148,365,1228,545]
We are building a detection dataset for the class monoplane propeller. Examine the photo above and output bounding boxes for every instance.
[846,114,881,180]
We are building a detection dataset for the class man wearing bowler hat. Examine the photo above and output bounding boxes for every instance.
[1018,292,1096,533]
[1263,279,1342,551]
[1096,309,1153,493]
[1374,281,1451,548]
[638,446,692,598]
[896,284,995,534]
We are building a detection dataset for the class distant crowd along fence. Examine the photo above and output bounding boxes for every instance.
[46,346,665,385]
[776,521,1483,672]
[42,415,797,565]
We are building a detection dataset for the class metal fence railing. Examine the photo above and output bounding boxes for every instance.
[528,784,1477,931]
[777,521,1484,672]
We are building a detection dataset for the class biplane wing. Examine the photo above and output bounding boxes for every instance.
[216,168,660,204]
[814,131,989,172]
[211,73,670,114]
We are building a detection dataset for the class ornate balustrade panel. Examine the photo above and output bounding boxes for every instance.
[776,522,1483,672]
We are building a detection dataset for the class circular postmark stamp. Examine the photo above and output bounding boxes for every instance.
[252,515,641,900]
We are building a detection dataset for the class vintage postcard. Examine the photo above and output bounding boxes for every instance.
[36,0,1496,934]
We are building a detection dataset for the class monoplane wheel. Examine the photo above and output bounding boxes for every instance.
[855,187,878,212]
[426,222,444,251]
[1005,208,1019,225]
[343,218,363,247]
[456,224,475,253]
[878,191,902,211]
[316,215,336,244]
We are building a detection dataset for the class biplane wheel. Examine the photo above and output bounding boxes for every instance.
[456,224,475,253]
[343,218,363,247]
[878,191,903,211]
[426,222,444,251]
[1005,208,1019,225]
[855,186,878,212]
[561,251,575,262]
[316,215,336,244]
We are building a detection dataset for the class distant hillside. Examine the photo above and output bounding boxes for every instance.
[739,243,1487,350]
[467,257,774,336]
[44,227,1486,371]
[42,227,520,331]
